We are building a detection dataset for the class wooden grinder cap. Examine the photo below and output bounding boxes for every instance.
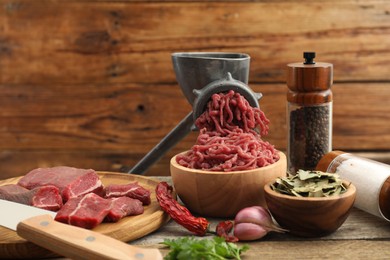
[287,52,333,105]
[287,52,333,91]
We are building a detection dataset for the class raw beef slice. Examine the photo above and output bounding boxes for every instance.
[105,182,151,205]
[18,166,103,202]
[0,184,63,211]
[105,197,144,222]
[55,193,112,229]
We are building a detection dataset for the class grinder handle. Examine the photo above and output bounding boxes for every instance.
[129,112,194,175]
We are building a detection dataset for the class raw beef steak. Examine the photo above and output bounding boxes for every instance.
[55,193,112,229]
[0,184,32,205]
[105,182,151,205]
[105,197,144,222]
[18,166,103,202]
[0,184,63,211]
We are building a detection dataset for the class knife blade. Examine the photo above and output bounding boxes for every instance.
[0,199,162,260]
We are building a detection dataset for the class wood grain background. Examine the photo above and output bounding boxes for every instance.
[1,0,389,178]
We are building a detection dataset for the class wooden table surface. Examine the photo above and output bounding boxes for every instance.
[127,177,390,259]
[130,207,390,259]
[47,177,390,259]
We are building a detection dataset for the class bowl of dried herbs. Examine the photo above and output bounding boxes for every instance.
[264,170,356,237]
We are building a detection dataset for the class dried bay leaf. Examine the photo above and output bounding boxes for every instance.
[271,170,348,197]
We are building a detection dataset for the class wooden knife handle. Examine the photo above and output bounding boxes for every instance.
[17,214,163,260]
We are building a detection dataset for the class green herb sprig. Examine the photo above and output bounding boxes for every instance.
[161,236,249,260]
[271,170,350,197]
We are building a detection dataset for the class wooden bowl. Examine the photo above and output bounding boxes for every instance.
[170,151,287,218]
[264,180,356,237]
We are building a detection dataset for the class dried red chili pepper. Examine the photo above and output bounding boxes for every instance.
[155,182,209,236]
[216,220,239,242]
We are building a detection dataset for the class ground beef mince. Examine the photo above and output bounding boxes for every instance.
[177,90,279,171]
[195,90,270,136]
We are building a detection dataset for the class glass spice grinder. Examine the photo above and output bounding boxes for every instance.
[317,151,390,221]
[286,52,333,174]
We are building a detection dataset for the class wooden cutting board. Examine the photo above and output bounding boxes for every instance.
[0,171,170,259]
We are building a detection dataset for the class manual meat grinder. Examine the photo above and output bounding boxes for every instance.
[129,52,262,175]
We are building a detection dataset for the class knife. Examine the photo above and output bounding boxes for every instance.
[0,199,163,260]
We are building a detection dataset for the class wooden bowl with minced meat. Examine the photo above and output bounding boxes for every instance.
[170,151,287,218]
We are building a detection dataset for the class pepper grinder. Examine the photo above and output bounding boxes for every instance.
[286,52,333,174]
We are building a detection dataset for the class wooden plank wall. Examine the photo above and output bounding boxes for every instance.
[1,0,389,178]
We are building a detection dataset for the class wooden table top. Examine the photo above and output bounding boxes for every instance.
[37,176,390,259]
[131,207,390,259]
[129,177,390,259]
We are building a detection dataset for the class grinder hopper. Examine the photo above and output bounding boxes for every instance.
[129,52,262,175]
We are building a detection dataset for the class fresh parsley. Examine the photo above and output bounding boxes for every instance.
[161,236,249,260]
